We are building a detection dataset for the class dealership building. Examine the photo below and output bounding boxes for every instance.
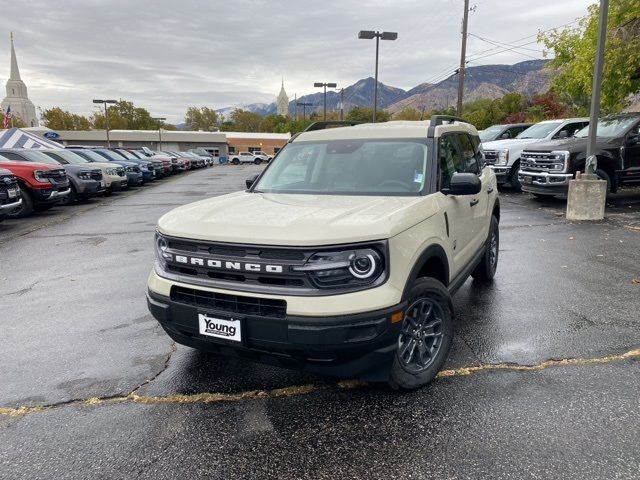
[25,127,290,157]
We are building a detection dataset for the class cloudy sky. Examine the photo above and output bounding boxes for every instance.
[1,0,594,123]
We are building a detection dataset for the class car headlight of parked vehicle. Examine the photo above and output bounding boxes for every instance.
[33,170,51,183]
[293,246,385,289]
[77,171,93,180]
[550,151,570,172]
[106,168,118,176]
[155,232,172,266]
[496,149,509,165]
[125,166,133,172]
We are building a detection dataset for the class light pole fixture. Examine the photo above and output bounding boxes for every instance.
[93,99,117,146]
[296,102,312,120]
[358,30,397,123]
[313,82,337,121]
[152,117,166,150]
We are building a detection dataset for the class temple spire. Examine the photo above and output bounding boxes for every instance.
[10,32,21,81]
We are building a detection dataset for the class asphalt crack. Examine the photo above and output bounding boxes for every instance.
[1,348,638,418]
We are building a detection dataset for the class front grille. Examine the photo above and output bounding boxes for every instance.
[171,286,287,318]
[0,174,19,205]
[520,151,566,172]
[90,169,103,181]
[483,150,498,165]
[41,169,67,181]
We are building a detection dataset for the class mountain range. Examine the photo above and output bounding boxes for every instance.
[215,60,552,119]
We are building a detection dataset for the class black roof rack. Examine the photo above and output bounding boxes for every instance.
[303,121,363,132]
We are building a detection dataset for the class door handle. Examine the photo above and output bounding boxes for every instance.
[470,198,479,207]
[487,187,494,193]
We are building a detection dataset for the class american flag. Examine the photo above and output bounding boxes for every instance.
[2,106,12,129]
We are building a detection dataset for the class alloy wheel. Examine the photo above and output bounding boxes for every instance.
[398,298,444,373]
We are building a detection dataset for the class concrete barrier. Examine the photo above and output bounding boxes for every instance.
[566,177,607,221]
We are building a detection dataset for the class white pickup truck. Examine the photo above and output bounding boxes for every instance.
[229,151,270,165]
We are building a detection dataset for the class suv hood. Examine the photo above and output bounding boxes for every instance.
[483,138,544,150]
[158,191,439,246]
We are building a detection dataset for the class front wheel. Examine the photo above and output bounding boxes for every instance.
[509,162,522,192]
[471,215,499,282]
[8,186,34,218]
[231,158,240,165]
[595,168,611,194]
[388,277,453,390]
[254,159,262,165]
[58,185,77,206]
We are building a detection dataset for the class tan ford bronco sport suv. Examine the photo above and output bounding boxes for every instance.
[147,117,500,389]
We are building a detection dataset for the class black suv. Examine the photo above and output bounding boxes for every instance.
[518,114,640,197]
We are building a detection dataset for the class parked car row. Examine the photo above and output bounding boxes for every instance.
[0,147,214,221]
[480,113,640,197]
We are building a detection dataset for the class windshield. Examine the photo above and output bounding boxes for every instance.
[254,139,428,196]
[11,150,60,165]
[95,149,125,161]
[516,122,562,139]
[115,149,138,160]
[45,150,89,165]
[479,126,504,142]
[70,149,108,162]
[575,117,638,138]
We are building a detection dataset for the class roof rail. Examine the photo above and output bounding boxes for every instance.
[429,115,472,127]
[303,121,363,132]
[427,115,477,138]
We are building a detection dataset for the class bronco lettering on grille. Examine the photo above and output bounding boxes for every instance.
[173,255,284,273]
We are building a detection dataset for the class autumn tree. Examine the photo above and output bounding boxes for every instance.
[220,109,263,132]
[540,0,640,113]
[41,107,91,130]
[92,100,173,130]
[393,107,422,120]
[184,107,218,131]
[345,107,391,122]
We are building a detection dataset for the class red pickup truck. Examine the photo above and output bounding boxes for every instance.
[0,159,70,218]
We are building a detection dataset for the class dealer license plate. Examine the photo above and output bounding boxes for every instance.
[198,313,241,342]
[100,181,105,187]
[7,188,16,198]
[523,176,533,185]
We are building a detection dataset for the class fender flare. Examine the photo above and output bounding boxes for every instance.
[402,243,451,300]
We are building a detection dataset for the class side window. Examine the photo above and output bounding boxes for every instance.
[439,134,463,190]
[0,152,23,161]
[554,122,582,139]
[458,133,480,175]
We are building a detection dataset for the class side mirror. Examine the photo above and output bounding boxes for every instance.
[442,173,482,196]
[246,173,259,189]
[557,130,568,139]
[500,132,510,139]
[627,134,639,145]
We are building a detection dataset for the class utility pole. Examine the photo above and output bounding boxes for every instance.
[586,0,609,175]
[456,0,470,116]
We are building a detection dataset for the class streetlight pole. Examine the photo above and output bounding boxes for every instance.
[313,82,337,121]
[358,30,397,123]
[93,99,117,147]
[152,117,166,151]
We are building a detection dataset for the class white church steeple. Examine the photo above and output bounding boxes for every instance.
[276,78,289,117]
[2,32,38,127]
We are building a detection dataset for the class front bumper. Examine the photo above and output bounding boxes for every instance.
[126,172,144,186]
[33,187,71,204]
[488,165,509,183]
[75,179,103,197]
[0,198,22,216]
[147,288,405,381]
[519,170,573,196]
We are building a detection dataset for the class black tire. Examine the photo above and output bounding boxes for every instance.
[8,185,33,218]
[254,159,262,165]
[509,162,522,192]
[388,277,454,390]
[595,168,611,194]
[58,185,77,206]
[231,158,240,165]
[471,215,499,282]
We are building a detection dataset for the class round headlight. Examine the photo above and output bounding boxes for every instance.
[349,253,376,279]
[156,235,168,253]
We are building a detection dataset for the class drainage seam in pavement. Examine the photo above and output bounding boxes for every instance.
[1,348,638,418]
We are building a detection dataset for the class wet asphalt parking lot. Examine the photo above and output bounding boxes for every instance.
[0,165,639,479]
